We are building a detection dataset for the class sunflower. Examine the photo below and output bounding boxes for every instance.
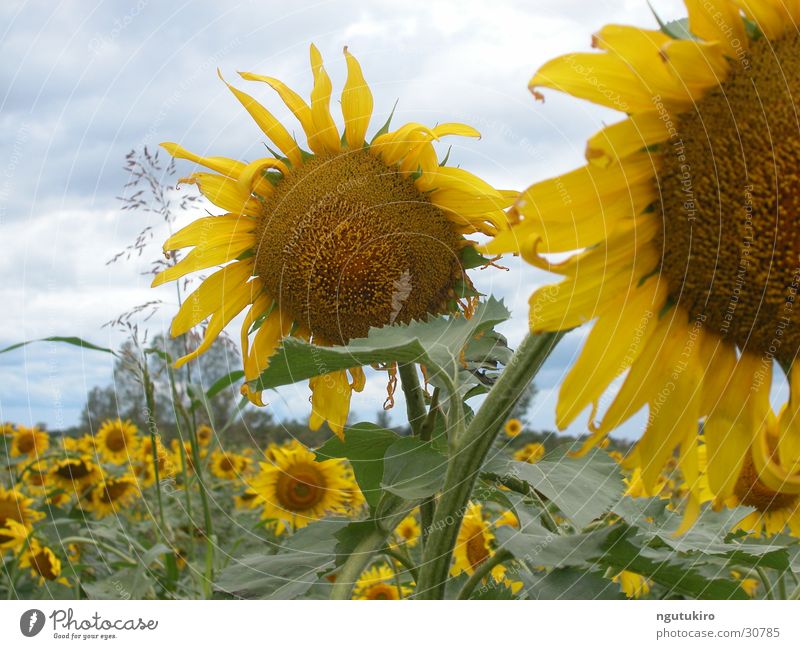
[49,456,101,497]
[87,475,140,519]
[94,419,140,465]
[485,1,800,497]
[10,426,49,458]
[152,45,514,439]
[353,564,412,600]
[504,418,523,438]
[722,431,800,537]
[234,488,261,510]
[134,436,176,488]
[0,486,43,550]
[513,442,545,464]
[195,424,214,447]
[20,539,69,585]
[451,502,506,582]
[250,442,353,533]
[393,511,421,548]
[209,449,249,480]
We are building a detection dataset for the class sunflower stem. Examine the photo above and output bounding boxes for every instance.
[329,498,416,600]
[383,546,419,583]
[415,331,563,599]
[419,388,440,547]
[456,548,513,600]
[398,362,426,436]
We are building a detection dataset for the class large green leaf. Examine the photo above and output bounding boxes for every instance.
[250,298,510,395]
[485,447,624,529]
[381,437,447,500]
[316,423,401,509]
[521,568,624,600]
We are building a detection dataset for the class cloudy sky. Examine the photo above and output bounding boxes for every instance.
[3,0,742,441]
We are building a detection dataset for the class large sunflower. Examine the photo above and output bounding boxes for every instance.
[250,442,353,533]
[86,475,140,519]
[49,456,102,497]
[153,45,514,438]
[486,1,800,498]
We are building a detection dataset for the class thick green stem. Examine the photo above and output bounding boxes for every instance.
[329,499,414,600]
[456,548,513,600]
[419,388,439,547]
[415,331,563,599]
[398,363,426,436]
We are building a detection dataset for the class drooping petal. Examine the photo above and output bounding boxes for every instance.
[174,277,263,368]
[162,214,256,252]
[585,112,672,167]
[178,172,262,216]
[151,242,254,287]
[309,370,352,440]
[171,260,255,335]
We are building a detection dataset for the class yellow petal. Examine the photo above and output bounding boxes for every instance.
[591,25,692,104]
[244,306,293,381]
[349,366,366,392]
[220,70,302,166]
[685,0,747,57]
[179,172,261,216]
[733,0,789,39]
[174,277,262,368]
[556,276,667,428]
[529,52,656,113]
[240,293,273,367]
[236,157,289,194]
[160,142,246,178]
[659,39,729,91]
[341,47,373,150]
[152,234,254,285]
[309,370,352,440]
[704,352,771,498]
[163,214,256,252]
[309,44,341,153]
[372,123,437,166]
[171,260,255,335]
[238,71,320,151]
[585,112,672,167]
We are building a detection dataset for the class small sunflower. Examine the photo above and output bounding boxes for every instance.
[353,564,412,600]
[209,449,248,480]
[250,443,353,533]
[94,419,140,465]
[451,502,506,583]
[0,486,43,550]
[153,45,515,439]
[393,512,421,548]
[504,418,523,438]
[87,475,140,519]
[485,1,800,498]
[495,510,519,529]
[195,424,214,447]
[20,539,69,585]
[513,442,545,464]
[49,456,101,497]
[10,426,49,458]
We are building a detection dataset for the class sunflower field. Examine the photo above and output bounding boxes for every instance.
[6,0,800,603]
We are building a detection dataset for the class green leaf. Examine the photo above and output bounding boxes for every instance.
[460,245,494,270]
[521,568,624,600]
[250,298,510,397]
[595,527,749,600]
[381,437,447,499]
[214,552,333,599]
[205,370,245,399]
[0,336,115,356]
[81,566,154,599]
[316,423,401,509]
[485,447,624,529]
